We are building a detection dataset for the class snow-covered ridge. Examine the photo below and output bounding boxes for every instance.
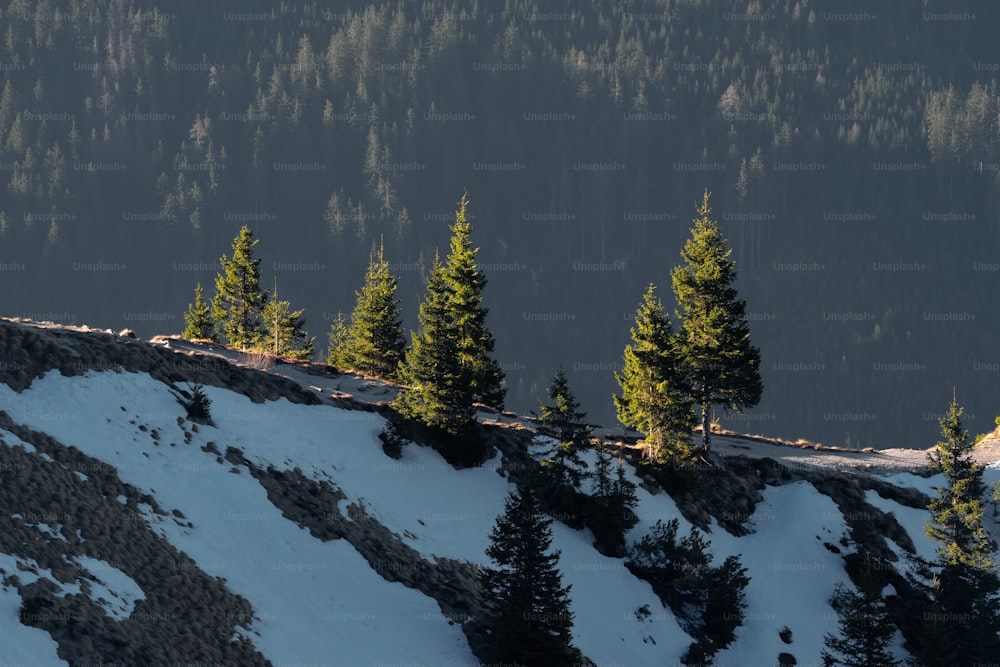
[0,319,996,665]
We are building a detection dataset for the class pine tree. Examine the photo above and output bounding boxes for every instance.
[593,443,613,499]
[482,484,575,666]
[587,446,638,557]
[614,283,695,460]
[262,286,315,360]
[182,282,216,341]
[394,254,475,435]
[535,369,591,489]
[612,457,639,520]
[627,517,749,663]
[326,312,349,367]
[442,193,506,410]
[671,190,762,453]
[925,397,994,570]
[912,396,1000,666]
[212,225,267,349]
[821,583,900,667]
[334,240,405,379]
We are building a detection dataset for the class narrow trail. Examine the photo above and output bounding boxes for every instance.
[15,321,999,477]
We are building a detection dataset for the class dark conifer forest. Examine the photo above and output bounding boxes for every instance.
[1,0,997,447]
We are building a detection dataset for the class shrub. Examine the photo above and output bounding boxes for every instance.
[172,383,214,425]
[378,420,406,459]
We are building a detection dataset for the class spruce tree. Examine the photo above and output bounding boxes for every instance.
[182,282,216,341]
[482,484,575,666]
[614,283,695,460]
[821,583,900,667]
[670,190,762,453]
[326,312,349,367]
[535,369,591,489]
[262,286,315,360]
[913,397,1000,666]
[925,397,994,570]
[588,446,639,557]
[626,518,749,662]
[212,225,267,349]
[394,254,475,435]
[442,193,506,410]
[334,240,405,379]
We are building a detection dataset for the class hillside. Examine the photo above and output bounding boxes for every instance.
[0,318,997,665]
[0,0,998,447]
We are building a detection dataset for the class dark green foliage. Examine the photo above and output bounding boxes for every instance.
[821,584,900,667]
[627,518,749,664]
[925,397,993,570]
[615,283,696,461]
[212,226,267,350]
[394,195,504,438]
[907,397,1000,667]
[182,282,216,341]
[262,289,315,360]
[907,561,1000,667]
[670,191,762,453]
[332,241,405,379]
[441,194,506,411]
[482,484,575,667]
[587,445,639,557]
[779,626,793,644]
[377,419,406,459]
[535,368,591,490]
[172,383,213,425]
[382,405,489,468]
[394,254,476,436]
[326,312,349,367]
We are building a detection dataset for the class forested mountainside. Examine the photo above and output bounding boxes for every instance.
[0,0,997,447]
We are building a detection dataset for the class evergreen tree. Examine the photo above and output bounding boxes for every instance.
[171,382,214,425]
[326,312,349,367]
[670,190,762,453]
[482,484,575,666]
[394,254,475,435]
[912,397,1000,666]
[535,368,591,489]
[442,193,506,410]
[925,397,994,569]
[821,583,900,667]
[182,282,216,341]
[593,443,613,499]
[587,446,639,557]
[334,240,405,379]
[627,517,749,662]
[614,283,695,460]
[262,287,315,360]
[212,225,267,349]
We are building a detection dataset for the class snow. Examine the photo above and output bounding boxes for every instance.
[552,521,693,663]
[864,488,939,564]
[0,578,65,666]
[708,482,854,667]
[0,371,479,665]
[0,367,956,665]
[72,556,145,621]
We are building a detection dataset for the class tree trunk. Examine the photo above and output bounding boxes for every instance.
[701,400,711,453]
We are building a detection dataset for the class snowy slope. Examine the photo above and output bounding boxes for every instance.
[0,367,955,665]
